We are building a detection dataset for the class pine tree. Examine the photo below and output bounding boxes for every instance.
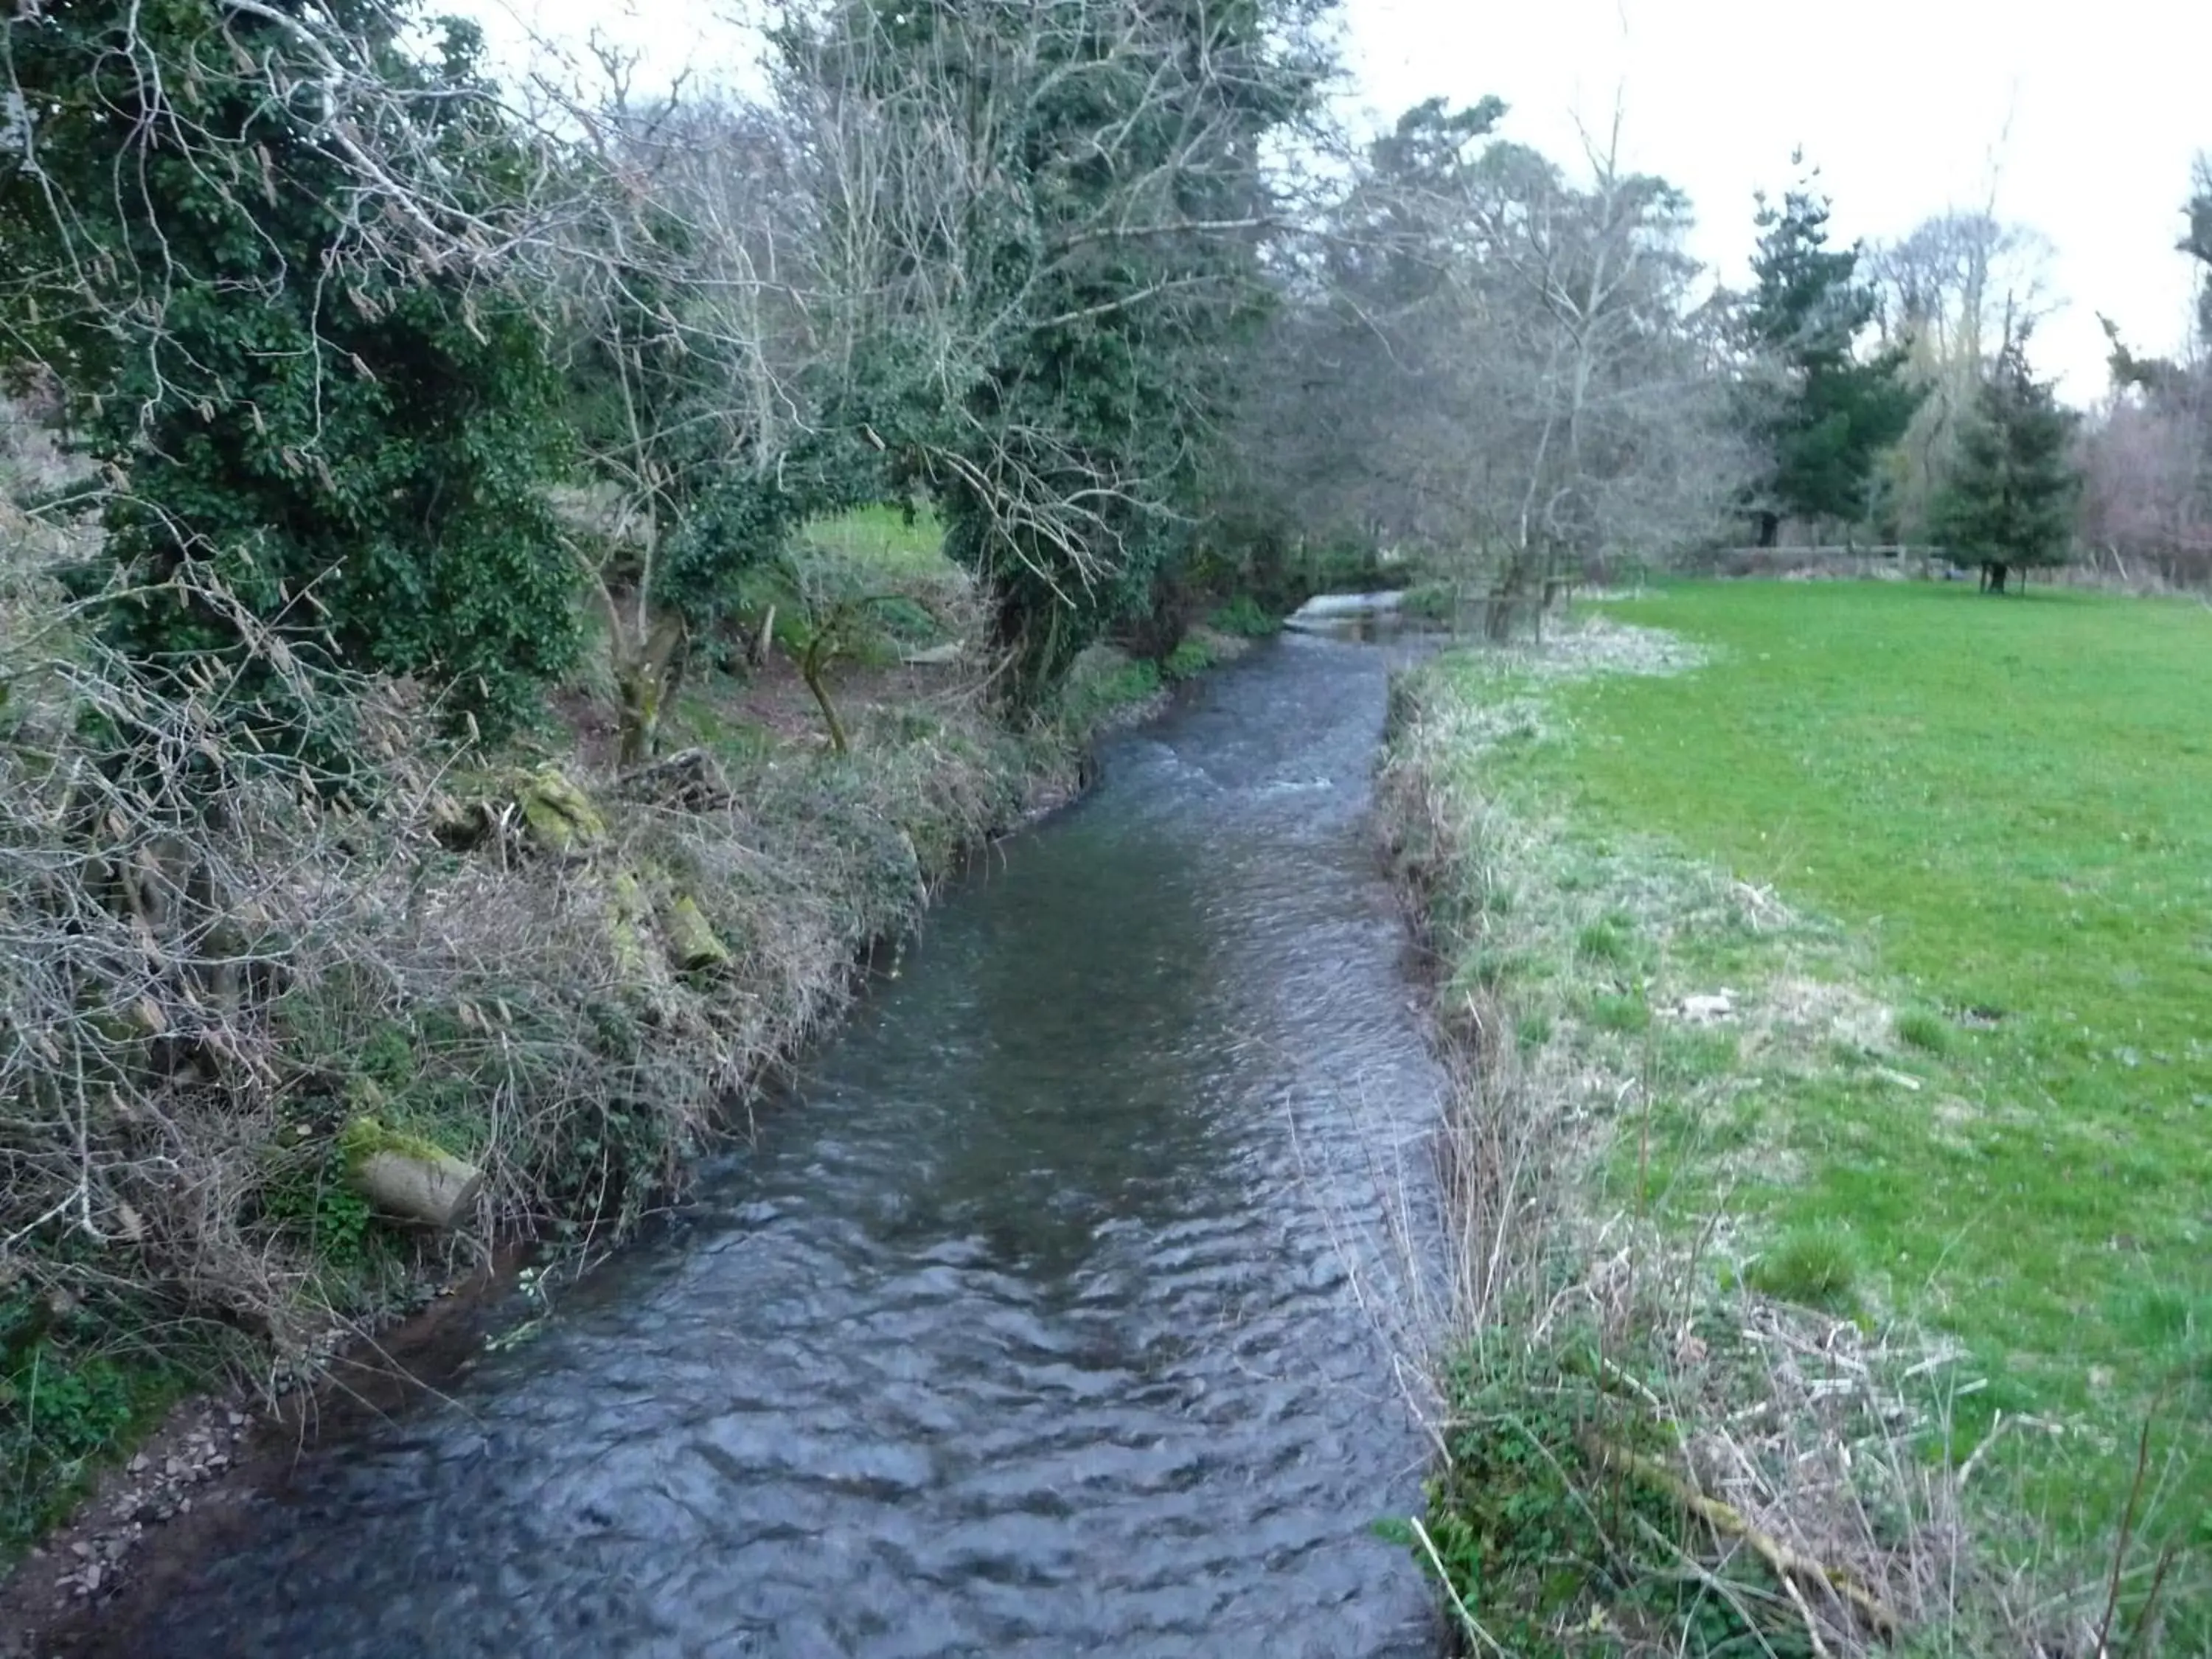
[1929,333,2077,593]
[1742,173,1921,542]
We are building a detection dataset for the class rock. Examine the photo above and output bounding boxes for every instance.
[69,1541,91,1560]
[81,1563,101,1594]
[1675,991,1736,1023]
[128,1453,148,1474]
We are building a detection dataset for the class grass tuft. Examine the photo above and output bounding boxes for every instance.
[1749,1227,1864,1314]
[1893,1006,1952,1054]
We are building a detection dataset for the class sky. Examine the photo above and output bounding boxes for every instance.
[468,0,2212,400]
[1347,0,2212,400]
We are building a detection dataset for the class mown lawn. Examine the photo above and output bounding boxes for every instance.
[1480,580,2211,1545]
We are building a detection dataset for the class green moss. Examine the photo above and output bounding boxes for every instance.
[515,764,604,856]
[661,894,731,973]
[339,1115,463,1171]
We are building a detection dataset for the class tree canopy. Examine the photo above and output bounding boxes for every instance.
[1740,177,1921,538]
[0,0,578,743]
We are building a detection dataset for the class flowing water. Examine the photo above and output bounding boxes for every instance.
[126,632,1447,1658]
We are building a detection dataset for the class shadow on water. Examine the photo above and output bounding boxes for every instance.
[112,631,1450,1658]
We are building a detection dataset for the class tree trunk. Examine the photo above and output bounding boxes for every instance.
[616,610,689,769]
[1982,561,2011,594]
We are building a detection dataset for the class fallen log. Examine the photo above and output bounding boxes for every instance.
[343,1118,482,1229]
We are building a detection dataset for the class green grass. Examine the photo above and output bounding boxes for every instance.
[1893,1006,1953,1054]
[796,504,952,576]
[1747,1225,1865,1314]
[1455,580,2211,1562]
[1051,644,1164,734]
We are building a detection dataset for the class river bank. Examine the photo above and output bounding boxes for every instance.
[0,591,1255,1646]
[1375,606,2197,1655]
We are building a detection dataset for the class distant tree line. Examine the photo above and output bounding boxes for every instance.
[4,0,2207,765]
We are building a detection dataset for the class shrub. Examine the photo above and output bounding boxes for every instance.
[1206,594,1279,638]
[0,1,579,743]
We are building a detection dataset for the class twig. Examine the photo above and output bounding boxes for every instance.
[1408,1514,1507,1657]
[1587,1437,1902,1639]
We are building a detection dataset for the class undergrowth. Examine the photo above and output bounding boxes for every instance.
[0,520,1112,1567]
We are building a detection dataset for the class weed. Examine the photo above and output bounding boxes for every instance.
[1589,991,1650,1034]
[1576,919,1632,965]
[1162,636,1218,681]
[1206,594,1278,639]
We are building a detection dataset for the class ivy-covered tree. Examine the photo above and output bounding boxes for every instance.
[1741,173,1921,543]
[0,0,577,743]
[1929,332,2078,593]
[782,0,1329,702]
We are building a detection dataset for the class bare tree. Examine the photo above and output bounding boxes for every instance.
[2075,157,2212,588]
[1869,209,2054,541]
[1237,100,1752,633]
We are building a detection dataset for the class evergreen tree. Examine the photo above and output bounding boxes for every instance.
[1929,333,2078,594]
[0,0,576,745]
[1741,174,1921,542]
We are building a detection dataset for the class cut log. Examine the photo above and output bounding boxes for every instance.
[661,894,731,973]
[343,1119,482,1228]
[899,641,964,667]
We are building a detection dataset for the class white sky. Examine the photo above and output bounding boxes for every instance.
[1350,0,2210,399]
[471,0,2212,401]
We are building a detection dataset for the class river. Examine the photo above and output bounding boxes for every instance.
[116,630,1447,1658]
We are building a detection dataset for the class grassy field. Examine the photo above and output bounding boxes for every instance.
[1391,579,2210,1648]
[796,503,950,574]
